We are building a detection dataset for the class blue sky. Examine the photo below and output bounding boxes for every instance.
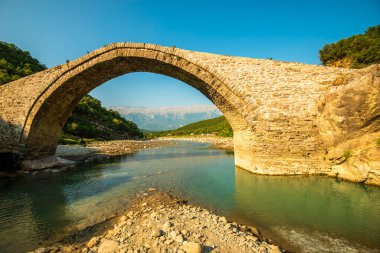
[1,0,379,107]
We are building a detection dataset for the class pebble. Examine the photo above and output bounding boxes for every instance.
[175,234,184,243]
[164,239,173,245]
[269,246,282,253]
[219,216,228,224]
[119,216,127,222]
[181,242,203,253]
[170,230,177,239]
[127,211,134,219]
[98,239,119,253]
[151,228,162,237]
[250,226,260,236]
[34,248,48,253]
[163,221,173,229]
[86,237,99,248]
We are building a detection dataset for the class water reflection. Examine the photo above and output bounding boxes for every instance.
[234,167,380,252]
[0,175,69,250]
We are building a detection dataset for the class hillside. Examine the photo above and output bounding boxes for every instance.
[0,41,46,84]
[111,105,222,131]
[61,95,143,144]
[147,116,233,138]
[0,41,143,143]
[319,25,380,68]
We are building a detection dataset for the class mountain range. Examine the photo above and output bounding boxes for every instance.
[110,105,222,131]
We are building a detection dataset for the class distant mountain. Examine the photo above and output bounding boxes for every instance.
[110,105,222,131]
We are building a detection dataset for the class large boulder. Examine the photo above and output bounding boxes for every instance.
[317,64,380,149]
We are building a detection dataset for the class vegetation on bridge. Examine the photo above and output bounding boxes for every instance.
[0,41,143,143]
[319,25,380,68]
[146,116,233,138]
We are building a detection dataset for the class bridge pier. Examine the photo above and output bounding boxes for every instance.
[234,130,331,176]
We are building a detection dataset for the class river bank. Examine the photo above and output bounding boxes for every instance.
[59,139,176,163]
[30,191,283,253]
[158,136,233,151]
[0,140,176,178]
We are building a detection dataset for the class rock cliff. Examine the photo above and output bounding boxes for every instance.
[317,64,380,185]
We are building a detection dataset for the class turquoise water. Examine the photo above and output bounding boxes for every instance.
[0,142,379,253]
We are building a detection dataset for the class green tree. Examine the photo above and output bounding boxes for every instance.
[319,25,380,68]
[63,94,143,140]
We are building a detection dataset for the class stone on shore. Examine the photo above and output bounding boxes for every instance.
[269,245,282,253]
[181,242,203,253]
[86,236,99,248]
[151,228,162,237]
[98,239,119,253]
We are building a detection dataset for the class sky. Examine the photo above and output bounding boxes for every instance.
[0,0,379,107]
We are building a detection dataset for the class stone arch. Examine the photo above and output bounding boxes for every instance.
[21,43,249,158]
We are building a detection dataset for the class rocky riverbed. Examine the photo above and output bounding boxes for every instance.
[159,137,233,151]
[30,191,283,253]
[58,139,176,162]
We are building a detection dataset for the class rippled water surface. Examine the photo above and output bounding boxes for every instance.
[0,142,379,253]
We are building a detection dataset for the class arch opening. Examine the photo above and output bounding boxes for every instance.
[22,54,249,158]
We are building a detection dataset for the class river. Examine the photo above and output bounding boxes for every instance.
[0,141,379,253]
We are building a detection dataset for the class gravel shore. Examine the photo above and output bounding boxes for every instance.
[31,191,283,253]
[158,137,233,151]
[56,137,232,167]
[57,139,175,163]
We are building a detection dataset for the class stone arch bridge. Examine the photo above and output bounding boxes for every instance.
[0,43,379,182]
